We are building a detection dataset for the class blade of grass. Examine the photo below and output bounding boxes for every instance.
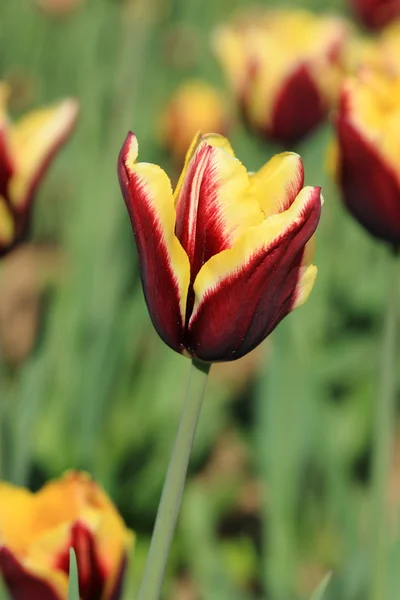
[309,572,332,600]
[68,548,80,600]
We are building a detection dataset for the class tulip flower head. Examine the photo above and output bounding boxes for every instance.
[0,471,133,600]
[160,80,230,162]
[334,70,400,245]
[118,132,322,362]
[350,0,400,30]
[213,9,348,144]
[0,84,79,257]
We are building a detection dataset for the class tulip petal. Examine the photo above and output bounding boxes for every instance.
[0,483,34,555]
[249,152,304,217]
[118,132,190,353]
[336,116,400,243]
[174,133,263,282]
[268,64,326,143]
[0,547,66,600]
[8,98,79,213]
[0,197,15,253]
[188,186,321,361]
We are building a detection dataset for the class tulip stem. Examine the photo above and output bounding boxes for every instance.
[370,247,400,600]
[137,359,210,600]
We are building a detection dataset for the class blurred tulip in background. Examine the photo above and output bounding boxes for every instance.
[333,70,400,245]
[0,471,133,600]
[160,80,231,162]
[34,0,85,17]
[0,84,78,257]
[214,9,348,144]
[350,0,400,30]
[118,131,322,362]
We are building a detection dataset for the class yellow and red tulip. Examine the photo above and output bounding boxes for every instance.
[0,471,133,600]
[213,9,348,144]
[118,131,322,363]
[160,80,230,162]
[0,85,79,257]
[350,0,400,30]
[334,70,400,244]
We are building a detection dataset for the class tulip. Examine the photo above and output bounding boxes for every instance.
[213,9,348,144]
[34,0,85,16]
[118,131,322,363]
[350,0,400,30]
[160,80,230,162]
[0,471,133,600]
[0,84,79,257]
[334,70,400,245]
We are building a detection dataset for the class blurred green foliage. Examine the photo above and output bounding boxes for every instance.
[0,0,397,599]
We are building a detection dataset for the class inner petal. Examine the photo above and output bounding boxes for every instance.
[248,152,304,217]
[174,134,263,286]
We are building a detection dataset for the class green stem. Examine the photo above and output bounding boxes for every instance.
[137,359,210,600]
[370,247,400,600]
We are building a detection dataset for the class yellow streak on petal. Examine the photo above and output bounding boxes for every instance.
[173,132,234,205]
[293,263,317,309]
[249,152,303,217]
[125,135,190,322]
[0,196,15,246]
[8,98,79,209]
[191,186,319,321]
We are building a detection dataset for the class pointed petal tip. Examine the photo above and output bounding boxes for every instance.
[120,131,138,168]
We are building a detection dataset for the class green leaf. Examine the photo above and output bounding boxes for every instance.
[309,572,333,600]
[68,548,80,600]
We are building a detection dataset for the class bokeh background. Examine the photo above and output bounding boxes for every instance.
[0,0,397,599]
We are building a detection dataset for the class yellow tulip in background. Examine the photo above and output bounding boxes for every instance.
[160,80,230,163]
[213,9,349,143]
[0,471,133,600]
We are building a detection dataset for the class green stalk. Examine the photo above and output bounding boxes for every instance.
[370,247,400,600]
[138,359,210,600]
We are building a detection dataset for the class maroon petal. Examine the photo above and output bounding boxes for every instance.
[0,128,14,201]
[55,522,106,600]
[188,186,321,362]
[336,115,400,245]
[350,0,400,29]
[267,64,326,144]
[118,132,190,353]
[0,547,62,600]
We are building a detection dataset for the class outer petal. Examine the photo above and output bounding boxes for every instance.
[267,64,326,143]
[118,132,190,353]
[0,547,66,600]
[8,98,79,215]
[249,152,304,217]
[188,186,321,362]
[336,114,400,244]
[174,133,263,283]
